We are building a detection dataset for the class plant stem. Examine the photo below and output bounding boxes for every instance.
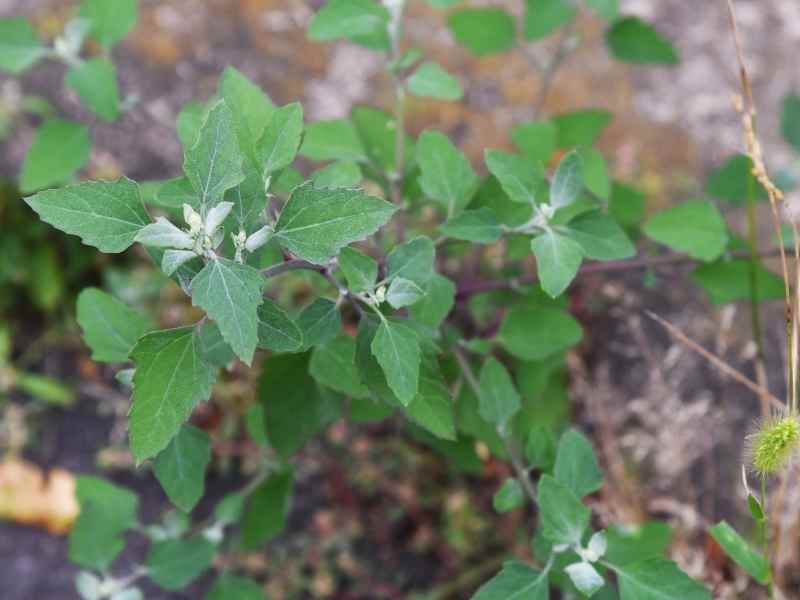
[745,174,770,417]
[386,0,407,241]
[261,258,324,279]
[532,21,576,117]
[760,473,775,597]
[454,248,784,300]
[452,347,537,505]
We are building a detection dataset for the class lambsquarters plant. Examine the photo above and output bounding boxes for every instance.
[19,0,759,597]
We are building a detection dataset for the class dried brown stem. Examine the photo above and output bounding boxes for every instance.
[645,310,784,412]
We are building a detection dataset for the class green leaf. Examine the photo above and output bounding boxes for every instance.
[257,297,304,352]
[564,211,635,260]
[691,260,784,305]
[499,305,582,360]
[80,0,137,48]
[198,321,236,368]
[512,121,557,163]
[76,288,150,363]
[526,425,558,471]
[183,100,245,212]
[257,102,304,178]
[312,160,363,188]
[176,101,207,150]
[553,109,613,148]
[472,561,548,600]
[0,17,47,73]
[153,425,212,513]
[781,94,800,153]
[448,8,515,56]
[611,557,710,600]
[310,334,369,398]
[65,58,120,122]
[259,353,340,457]
[706,154,767,205]
[524,0,577,41]
[355,316,400,403]
[191,258,264,365]
[709,521,770,584]
[554,429,603,498]
[478,357,521,427]
[605,522,672,566]
[565,561,605,597]
[409,273,456,329]
[241,469,293,548]
[386,236,436,285]
[371,318,421,405]
[407,62,463,100]
[338,246,378,293]
[220,66,276,167]
[301,119,367,162]
[297,297,341,350]
[485,149,545,206]
[417,130,478,216]
[15,373,74,406]
[25,176,147,252]
[19,119,91,193]
[352,106,413,174]
[748,495,765,522]
[493,478,525,513]
[405,361,456,440]
[439,208,503,243]
[579,147,611,199]
[531,229,584,298]
[537,474,590,546]
[308,0,390,51]
[386,277,426,308]
[129,327,216,462]
[208,574,264,600]
[586,0,619,20]
[226,164,267,231]
[605,17,679,65]
[609,181,645,229]
[69,476,138,571]
[274,183,396,264]
[551,151,584,208]
[147,536,216,590]
[643,200,728,261]
[154,176,197,211]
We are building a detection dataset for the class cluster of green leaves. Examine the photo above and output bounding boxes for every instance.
[19,0,768,596]
[475,427,709,599]
[0,0,136,193]
[70,472,272,599]
[430,0,678,65]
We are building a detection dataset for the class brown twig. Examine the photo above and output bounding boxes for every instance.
[644,310,784,412]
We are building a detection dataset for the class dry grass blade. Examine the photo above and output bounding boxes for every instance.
[645,310,783,411]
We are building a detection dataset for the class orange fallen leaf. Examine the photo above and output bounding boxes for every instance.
[0,457,79,535]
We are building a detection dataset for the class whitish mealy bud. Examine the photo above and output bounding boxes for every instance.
[134,217,194,250]
[233,230,248,263]
[245,225,271,253]
[374,285,387,304]
[204,201,234,235]
[532,204,556,229]
[183,204,203,234]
